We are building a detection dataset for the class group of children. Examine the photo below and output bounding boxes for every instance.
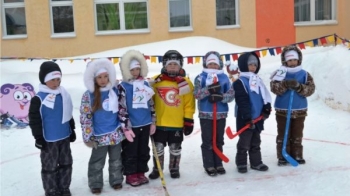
[28,45,315,196]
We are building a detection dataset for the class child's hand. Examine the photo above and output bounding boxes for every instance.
[207,83,221,94]
[35,137,46,150]
[283,79,300,91]
[150,124,156,135]
[245,120,256,129]
[208,93,223,103]
[124,129,135,142]
[183,118,194,136]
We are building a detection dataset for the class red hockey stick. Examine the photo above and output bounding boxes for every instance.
[226,115,263,139]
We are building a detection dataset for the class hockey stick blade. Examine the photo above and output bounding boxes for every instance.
[226,116,263,140]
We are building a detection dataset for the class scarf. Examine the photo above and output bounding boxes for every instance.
[239,72,272,105]
[130,78,155,109]
[270,65,303,81]
[154,74,190,95]
[38,84,73,124]
[203,69,224,86]
[100,83,118,113]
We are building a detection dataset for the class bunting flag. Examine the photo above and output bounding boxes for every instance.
[2,34,348,63]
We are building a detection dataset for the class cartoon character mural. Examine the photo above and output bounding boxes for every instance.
[0,83,36,128]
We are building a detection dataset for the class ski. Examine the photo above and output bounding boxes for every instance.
[212,76,229,163]
[282,90,299,167]
[226,115,263,139]
[150,136,170,196]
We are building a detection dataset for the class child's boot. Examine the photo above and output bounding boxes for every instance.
[277,138,289,166]
[137,173,149,185]
[148,155,164,180]
[169,143,181,178]
[126,174,141,187]
[291,137,306,164]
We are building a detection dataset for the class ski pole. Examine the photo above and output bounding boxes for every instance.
[226,115,263,139]
[150,136,170,196]
[282,90,299,167]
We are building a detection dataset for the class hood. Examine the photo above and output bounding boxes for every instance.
[237,52,261,73]
[120,50,148,81]
[281,45,303,66]
[83,58,117,92]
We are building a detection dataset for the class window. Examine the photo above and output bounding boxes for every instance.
[50,0,75,36]
[295,0,336,24]
[1,0,27,38]
[216,0,238,27]
[94,0,149,34]
[169,0,192,31]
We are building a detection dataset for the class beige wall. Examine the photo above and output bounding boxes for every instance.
[1,0,347,58]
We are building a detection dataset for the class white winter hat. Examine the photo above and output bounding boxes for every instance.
[284,50,299,61]
[130,59,141,70]
[94,68,108,77]
[44,71,62,82]
[165,59,181,67]
[247,55,258,66]
[205,54,220,66]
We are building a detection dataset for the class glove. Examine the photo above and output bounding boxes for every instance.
[208,93,223,103]
[124,129,135,142]
[35,137,46,150]
[70,130,76,142]
[207,83,221,94]
[283,79,300,91]
[150,124,156,135]
[183,118,194,136]
[261,103,272,120]
[245,119,256,130]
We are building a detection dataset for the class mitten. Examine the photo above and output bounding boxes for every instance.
[124,129,135,142]
[261,103,272,120]
[70,130,76,142]
[35,137,46,150]
[208,93,223,103]
[283,79,301,91]
[150,124,156,135]
[183,118,194,136]
[207,83,221,94]
[245,119,256,130]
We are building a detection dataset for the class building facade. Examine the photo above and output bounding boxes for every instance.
[1,0,349,58]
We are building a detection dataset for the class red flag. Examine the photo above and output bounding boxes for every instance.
[275,47,282,55]
[144,55,150,60]
[320,37,327,45]
[255,51,260,57]
[187,57,193,64]
[298,43,305,50]
[232,54,238,61]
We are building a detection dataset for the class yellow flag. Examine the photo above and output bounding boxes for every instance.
[69,59,74,63]
[151,56,157,63]
[326,35,335,43]
[195,57,201,63]
[305,41,314,47]
[112,58,119,64]
[261,50,267,57]
[336,37,343,45]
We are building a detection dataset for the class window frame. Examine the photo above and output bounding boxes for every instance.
[294,0,337,26]
[1,0,27,39]
[215,0,240,29]
[168,0,193,32]
[49,0,76,38]
[94,0,150,35]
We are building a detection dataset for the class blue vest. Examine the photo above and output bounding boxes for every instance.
[199,72,230,113]
[274,70,308,110]
[90,88,120,136]
[37,92,70,142]
[120,81,152,127]
[237,77,264,119]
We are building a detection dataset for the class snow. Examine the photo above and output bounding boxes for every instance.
[1,37,350,196]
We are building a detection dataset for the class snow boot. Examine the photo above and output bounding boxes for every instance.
[111,183,123,190]
[60,188,71,196]
[237,165,248,173]
[126,174,141,187]
[169,143,181,178]
[216,166,226,175]
[90,188,102,194]
[148,169,160,180]
[45,190,61,196]
[278,158,288,166]
[149,154,164,180]
[137,173,149,184]
[251,163,269,171]
[170,169,180,178]
[291,138,306,164]
[205,167,217,176]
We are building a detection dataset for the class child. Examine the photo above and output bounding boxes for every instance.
[148,50,195,179]
[117,50,156,186]
[29,61,76,196]
[233,52,272,173]
[270,45,315,166]
[80,58,124,194]
[193,51,234,176]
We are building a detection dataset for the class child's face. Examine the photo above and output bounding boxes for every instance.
[95,72,109,87]
[248,64,257,73]
[130,67,141,79]
[206,63,220,70]
[45,78,61,90]
[286,59,298,67]
[165,62,181,72]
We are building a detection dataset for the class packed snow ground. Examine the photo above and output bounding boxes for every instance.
[1,37,350,196]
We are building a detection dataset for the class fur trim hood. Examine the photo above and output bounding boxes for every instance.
[281,45,303,66]
[237,52,261,73]
[120,50,148,81]
[84,58,117,92]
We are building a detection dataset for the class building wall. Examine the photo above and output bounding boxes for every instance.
[0,0,347,58]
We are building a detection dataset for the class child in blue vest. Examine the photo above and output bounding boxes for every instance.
[193,51,234,176]
[270,45,315,166]
[80,59,124,194]
[29,61,76,196]
[117,50,156,186]
[233,52,272,173]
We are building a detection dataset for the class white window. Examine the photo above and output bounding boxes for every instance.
[50,0,75,37]
[94,0,149,35]
[1,0,27,39]
[169,0,192,31]
[294,0,336,25]
[216,0,239,28]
